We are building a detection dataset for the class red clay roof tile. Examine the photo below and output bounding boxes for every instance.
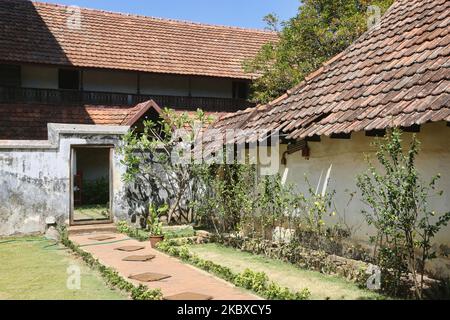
[212,0,450,141]
[0,0,277,79]
[0,101,151,140]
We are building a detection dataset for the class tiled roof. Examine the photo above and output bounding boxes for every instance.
[0,99,227,140]
[0,0,277,79]
[212,0,450,141]
[0,101,151,140]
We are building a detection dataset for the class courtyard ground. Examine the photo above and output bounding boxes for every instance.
[0,236,126,300]
[188,243,385,300]
[69,233,257,300]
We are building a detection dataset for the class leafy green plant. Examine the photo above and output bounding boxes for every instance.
[116,221,148,241]
[357,128,450,298]
[244,0,394,103]
[156,240,310,300]
[194,162,258,235]
[120,108,213,226]
[147,204,168,236]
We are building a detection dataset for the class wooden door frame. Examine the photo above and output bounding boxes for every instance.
[69,145,114,226]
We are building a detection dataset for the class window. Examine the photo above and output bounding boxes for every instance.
[232,81,249,99]
[0,64,21,87]
[59,69,80,90]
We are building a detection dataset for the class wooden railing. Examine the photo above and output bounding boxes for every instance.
[0,86,255,112]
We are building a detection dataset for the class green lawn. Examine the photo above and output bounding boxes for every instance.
[74,204,110,221]
[188,243,386,300]
[0,236,127,300]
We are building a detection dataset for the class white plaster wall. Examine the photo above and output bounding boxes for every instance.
[21,65,58,89]
[83,69,137,94]
[140,73,189,96]
[190,77,232,98]
[277,122,450,245]
[0,130,129,236]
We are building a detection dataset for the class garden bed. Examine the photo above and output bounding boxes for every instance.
[188,243,386,300]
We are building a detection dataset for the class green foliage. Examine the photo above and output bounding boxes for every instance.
[59,226,163,300]
[357,128,450,298]
[117,220,196,242]
[163,226,196,239]
[82,177,109,205]
[119,108,213,226]
[195,166,342,251]
[194,162,258,234]
[244,0,394,103]
[156,240,310,300]
[147,203,168,236]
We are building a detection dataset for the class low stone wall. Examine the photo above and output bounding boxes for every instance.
[214,236,370,286]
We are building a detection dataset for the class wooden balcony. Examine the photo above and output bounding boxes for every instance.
[0,86,255,112]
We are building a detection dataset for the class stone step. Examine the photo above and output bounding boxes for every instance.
[68,223,117,236]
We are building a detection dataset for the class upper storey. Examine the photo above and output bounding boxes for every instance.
[0,0,277,79]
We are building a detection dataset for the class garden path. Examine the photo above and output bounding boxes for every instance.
[69,233,258,300]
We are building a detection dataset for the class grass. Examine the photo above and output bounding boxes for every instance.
[125,225,196,241]
[74,204,109,221]
[188,243,386,300]
[163,225,196,239]
[0,236,127,300]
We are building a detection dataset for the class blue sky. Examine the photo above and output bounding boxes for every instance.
[42,0,300,29]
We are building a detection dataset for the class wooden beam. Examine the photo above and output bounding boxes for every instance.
[330,132,351,139]
[287,140,307,154]
[401,124,421,133]
[305,135,321,142]
[137,73,141,95]
[365,129,386,137]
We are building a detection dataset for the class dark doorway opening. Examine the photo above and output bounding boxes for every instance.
[71,146,112,225]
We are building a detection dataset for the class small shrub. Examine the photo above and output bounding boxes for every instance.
[357,128,450,298]
[156,240,310,300]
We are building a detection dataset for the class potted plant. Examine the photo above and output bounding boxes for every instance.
[147,203,168,247]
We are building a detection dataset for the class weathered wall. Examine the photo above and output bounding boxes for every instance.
[0,124,130,236]
[279,122,450,246]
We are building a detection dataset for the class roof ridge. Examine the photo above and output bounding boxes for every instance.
[31,0,277,35]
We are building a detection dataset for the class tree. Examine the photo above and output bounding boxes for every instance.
[244,0,394,103]
[357,129,450,298]
[120,108,212,226]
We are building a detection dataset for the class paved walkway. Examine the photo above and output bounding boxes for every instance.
[69,233,258,300]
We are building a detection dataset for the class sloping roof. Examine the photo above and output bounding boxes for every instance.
[0,101,152,140]
[212,0,450,141]
[0,99,228,140]
[0,0,277,79]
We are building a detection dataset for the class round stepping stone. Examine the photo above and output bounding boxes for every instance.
[122,255,155,262]
[115,245,145,252]
[89,235,116,241]
[129,272,171,282]
[164,292,213,301]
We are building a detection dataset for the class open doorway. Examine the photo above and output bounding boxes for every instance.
[71,146,112,224]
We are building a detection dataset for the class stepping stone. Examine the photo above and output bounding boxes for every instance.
[89,235,116,241]
[115,245,145,252]
[129,272,171,282]
[164,292,213,301]
[122,255,156,262]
